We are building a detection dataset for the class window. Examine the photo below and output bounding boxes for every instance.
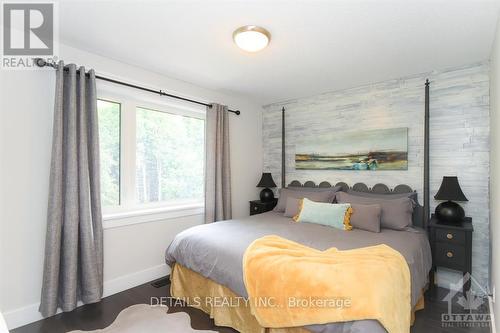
[136,107,204,204]
[97,100,121,207]
[97,96,205,218]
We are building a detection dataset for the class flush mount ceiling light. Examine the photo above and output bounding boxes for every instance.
[233,25,271,52]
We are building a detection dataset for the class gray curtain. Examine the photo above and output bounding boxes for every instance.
[40,62,104,317]
[205,104,232,223]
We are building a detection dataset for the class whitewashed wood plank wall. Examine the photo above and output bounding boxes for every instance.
[262,62,490,292]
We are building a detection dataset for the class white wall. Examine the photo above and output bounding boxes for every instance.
[0,43,263,329]
[263,63,491,292]
[489,14,500,331]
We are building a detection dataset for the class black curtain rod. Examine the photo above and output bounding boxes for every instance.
[34,58,241,115]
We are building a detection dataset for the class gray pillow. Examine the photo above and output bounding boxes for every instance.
[336,192,414,230]
[274,188,338,213]
[284,197,301,217]
[350,204,382,233]
[347,189,418,202]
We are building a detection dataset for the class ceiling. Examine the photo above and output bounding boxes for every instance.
[59,0,500,105]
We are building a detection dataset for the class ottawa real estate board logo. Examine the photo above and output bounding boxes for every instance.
[441,273,491,328]
[1,2,58,69]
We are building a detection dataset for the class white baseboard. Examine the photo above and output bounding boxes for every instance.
[102,263,169,298]
[3,303,45,331]
[4,264,170,330]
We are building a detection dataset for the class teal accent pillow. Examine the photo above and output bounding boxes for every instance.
[293,198,352,230]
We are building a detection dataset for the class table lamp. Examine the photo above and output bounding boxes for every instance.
[434,176,468,224]
[257,173,277,202]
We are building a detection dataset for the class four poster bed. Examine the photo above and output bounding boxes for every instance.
[165,80,432,333]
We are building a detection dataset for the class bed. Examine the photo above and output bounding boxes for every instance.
[165,182,432,333]
[165,79,432,333]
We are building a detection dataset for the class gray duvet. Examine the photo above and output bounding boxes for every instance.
[165,212,432,333]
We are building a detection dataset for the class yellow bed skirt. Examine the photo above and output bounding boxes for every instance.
[170,264,424,333]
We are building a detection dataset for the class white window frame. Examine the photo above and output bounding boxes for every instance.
[97,86,206,228]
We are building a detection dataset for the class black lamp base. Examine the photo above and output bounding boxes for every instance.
[435,200,465,225]
[260,188,275,203]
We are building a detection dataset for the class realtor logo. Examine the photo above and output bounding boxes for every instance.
[441,273,491,328]
[1,2,58,69]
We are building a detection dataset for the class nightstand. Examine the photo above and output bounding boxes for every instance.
[428,214,473,294]
[249,199,277,216]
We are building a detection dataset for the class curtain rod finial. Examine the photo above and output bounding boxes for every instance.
[34,58,46,67]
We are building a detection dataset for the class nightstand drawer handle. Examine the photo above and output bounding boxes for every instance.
[446,251,454,258]
[254,206,258,211]
[447,233,453,240]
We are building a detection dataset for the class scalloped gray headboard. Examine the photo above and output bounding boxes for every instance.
[287,180,424,228]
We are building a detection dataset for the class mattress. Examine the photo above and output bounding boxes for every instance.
[165,211,432,333]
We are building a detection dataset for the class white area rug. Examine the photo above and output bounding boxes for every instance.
[68,304,218,333]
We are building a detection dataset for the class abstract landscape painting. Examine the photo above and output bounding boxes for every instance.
[295,127,408,171]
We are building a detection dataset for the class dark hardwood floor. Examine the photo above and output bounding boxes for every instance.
[12,281,491,333]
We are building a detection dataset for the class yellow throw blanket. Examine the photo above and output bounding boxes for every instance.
[243,235,411,333]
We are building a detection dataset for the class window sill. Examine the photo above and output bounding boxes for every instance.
[102,204,204,229]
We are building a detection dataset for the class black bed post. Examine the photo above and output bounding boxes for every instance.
[281,107,286,188]
[424,79,430,228]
